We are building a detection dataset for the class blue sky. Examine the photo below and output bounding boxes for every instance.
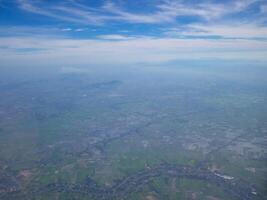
[0,0,267,67]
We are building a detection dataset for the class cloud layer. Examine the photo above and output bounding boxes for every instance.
[1,36,267,67]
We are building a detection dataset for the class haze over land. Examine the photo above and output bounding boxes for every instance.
[0,0,267,199]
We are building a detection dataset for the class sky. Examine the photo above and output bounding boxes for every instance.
[0,0,267,67]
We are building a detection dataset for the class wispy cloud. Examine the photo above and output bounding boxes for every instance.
[74,28,86,32]
[17,0,103,24]
[17,0,265,25]
[261,4,267,12]
[61,28,72,32]
[16,0,123,25]
[164,24,267,39]
[96,34,136,40]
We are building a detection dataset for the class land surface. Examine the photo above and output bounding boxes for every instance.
[0,65,266,199]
